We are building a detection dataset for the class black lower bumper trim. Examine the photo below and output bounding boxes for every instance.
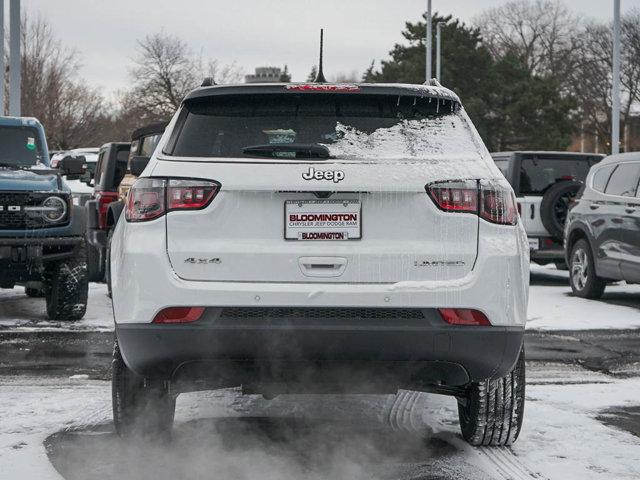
[116,322,524,394]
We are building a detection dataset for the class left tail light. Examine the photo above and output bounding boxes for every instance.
[125,178,220,222]
[426,180,517,226]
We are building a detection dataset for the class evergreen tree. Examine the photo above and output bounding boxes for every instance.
[279,65,291,82]
[307,65,318,82]
[365,12,576,151]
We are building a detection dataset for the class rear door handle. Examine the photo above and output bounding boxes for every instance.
[589,204,600,210]
[625,207,636,214]
[299,257,347,278]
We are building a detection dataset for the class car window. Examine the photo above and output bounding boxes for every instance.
[604,163,640,197]
[140,134,162,157]
[169,94,473,160]
[519,158,593,196]
[493,159,510,177]
[94,150,107,185]
[0,125,45,166]
[591,165,615,193]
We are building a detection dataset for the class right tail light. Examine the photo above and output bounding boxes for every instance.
[125,178,220,222]
[427,180,517,225]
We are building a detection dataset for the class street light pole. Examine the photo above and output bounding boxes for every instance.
[0,0,5,116]
[8,0,20,117]
[426,0,432,82]
[612,0,621,154]
[436,21,445,83]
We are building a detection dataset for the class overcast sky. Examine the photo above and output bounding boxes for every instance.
[16,0,638,98]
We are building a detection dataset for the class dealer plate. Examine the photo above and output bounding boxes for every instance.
[285,200,361,241]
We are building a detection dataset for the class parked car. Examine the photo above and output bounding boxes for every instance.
[491,151,603,267]
[565,152,640,298]
[118,122,168,201]
[85,123,167,286]
[0,116,89,320]
[110,82,528,446]
[85,142,131,281]
[51,147,99,205]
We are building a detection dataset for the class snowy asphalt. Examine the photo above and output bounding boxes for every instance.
[1,266,640,479]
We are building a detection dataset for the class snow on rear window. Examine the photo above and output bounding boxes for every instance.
[324,112,482,161]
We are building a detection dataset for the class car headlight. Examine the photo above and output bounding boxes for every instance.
[42,196,68,223]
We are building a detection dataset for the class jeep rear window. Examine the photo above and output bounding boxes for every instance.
[167,94,477,160]
[519,157,599,196]
[0,126,44,167]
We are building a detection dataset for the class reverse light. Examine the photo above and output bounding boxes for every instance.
[125,178,220,222]
[168,179,220,211]
[153,307,205,324]
[439,308,491,326]
[426,180,518,225]
[427,180,478,213]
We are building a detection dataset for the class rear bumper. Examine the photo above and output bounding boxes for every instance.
[116,317,524,393]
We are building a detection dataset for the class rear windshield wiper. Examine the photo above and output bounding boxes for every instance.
[242,143,331,160]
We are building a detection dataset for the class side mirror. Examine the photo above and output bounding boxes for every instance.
[130,156,150,177]
[59,155,85,176]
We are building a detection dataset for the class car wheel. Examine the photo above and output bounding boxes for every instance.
[112,341,175,438]
[45,243,89,320]
[569,239,606,299]
[458,348,525,446]
[25,287,44,297]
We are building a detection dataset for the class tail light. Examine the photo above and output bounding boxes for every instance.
[125,178,220,222]
[153,306,205,324]
[426,180,517,225]
[95,191,119,229]
[439,308,491,326]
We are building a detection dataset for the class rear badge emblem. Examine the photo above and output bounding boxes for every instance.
[414,260,466,267]
[185,257,221,265]
[302,167,345,183]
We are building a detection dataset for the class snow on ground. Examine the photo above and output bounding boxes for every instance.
[0,283,113,332]
[1,366,639,480]
[527,264,640,330]
[1,264,640,332]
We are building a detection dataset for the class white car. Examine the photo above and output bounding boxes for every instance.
[110,82,529,446]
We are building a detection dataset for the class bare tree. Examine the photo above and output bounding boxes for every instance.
[126,31,244,121]
[572,10,640,152]
[475,0,582,80]
[19,14,105,149]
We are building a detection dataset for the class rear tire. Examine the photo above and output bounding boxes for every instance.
[458,348,525,446]
[569,239,606,299]
[45,244,89,320]
[112,341,175,438]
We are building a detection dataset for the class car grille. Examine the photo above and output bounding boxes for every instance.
[0,193,64,229]
[213,307,429,327]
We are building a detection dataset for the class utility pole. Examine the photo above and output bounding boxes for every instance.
[436,21,445,83]
[0,0,5,116]
[425,0,432,82]
[612,0,621,154]
[8,0,20,117]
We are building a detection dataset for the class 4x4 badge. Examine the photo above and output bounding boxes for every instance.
[302,167,345,183]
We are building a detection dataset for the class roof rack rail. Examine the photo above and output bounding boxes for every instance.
[201,77,216,87]
[425,78,442,87]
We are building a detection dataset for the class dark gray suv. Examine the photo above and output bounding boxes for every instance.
[565,152,640,298]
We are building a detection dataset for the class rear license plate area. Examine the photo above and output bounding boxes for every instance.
[285,200,361,240]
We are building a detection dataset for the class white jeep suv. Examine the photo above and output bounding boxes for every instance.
[110,82,529,446]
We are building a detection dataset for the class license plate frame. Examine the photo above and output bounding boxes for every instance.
[284,199,362,241]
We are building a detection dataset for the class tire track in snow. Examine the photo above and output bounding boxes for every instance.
[386,390,546,480]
